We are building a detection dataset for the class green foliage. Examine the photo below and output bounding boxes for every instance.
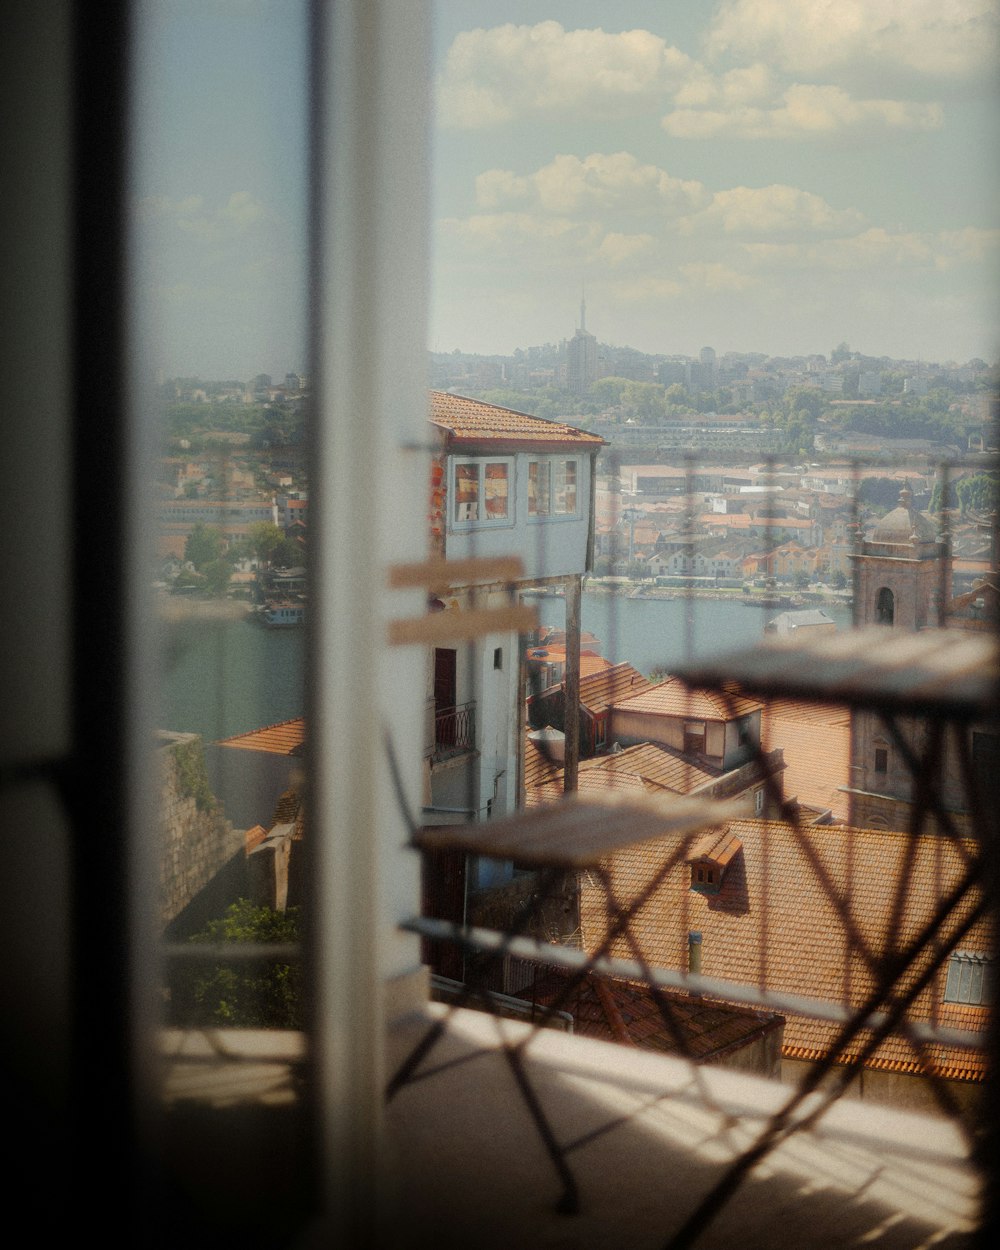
[273,537,305,568]
[172,737,215,812]
[830,570,848,590]
[203,557,233,596]
[858,477,908,510]
[175,900,304,1029]
[621,381,668,424]
[248,520,284,563]
[930,473,999,515]
[184,523,226,570]
[588,377,630,407]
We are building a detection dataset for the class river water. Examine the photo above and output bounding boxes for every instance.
[536,589,852,677]
[159,592,852,740]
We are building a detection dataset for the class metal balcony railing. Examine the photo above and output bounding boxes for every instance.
[434,700,476,759]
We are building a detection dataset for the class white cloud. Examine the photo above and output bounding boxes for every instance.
[674,61,775,108]
[679,262,755,292]
[437,21,695,127]
[609,275,684,303]
[138,192,271,242]
[934,227,1000,268]
[474,153,708,219]
[474,169,530,210]
[706,0,998,80]
[692,185,865,236]
[441,212,597,251]
[597,232,654,265]
[741,227,971,273]
[663,83,942,139]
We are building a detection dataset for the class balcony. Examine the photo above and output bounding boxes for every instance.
[433,700,476,762]
[158,1009,981,1248]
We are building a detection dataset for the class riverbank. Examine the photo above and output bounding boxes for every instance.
[573,578,853,609]
[156,592,255,624]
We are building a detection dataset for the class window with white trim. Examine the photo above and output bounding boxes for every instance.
[452,457,512,525]
[528,457,578,517]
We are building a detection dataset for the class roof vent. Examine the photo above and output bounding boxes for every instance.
[528,726,565,763]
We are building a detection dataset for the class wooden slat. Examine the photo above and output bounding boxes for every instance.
[388,555,524,590]
[416,791,741,868]
[674,628,998,721]
[389,603,538,647]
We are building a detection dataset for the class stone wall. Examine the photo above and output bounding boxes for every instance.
[159,731,245,930]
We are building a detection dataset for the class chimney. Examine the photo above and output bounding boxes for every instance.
[688,930,702,976]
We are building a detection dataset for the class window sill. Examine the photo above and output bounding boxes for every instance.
[155,1005,980,1245]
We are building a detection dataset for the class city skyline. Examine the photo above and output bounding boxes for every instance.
[137,2,1000,378]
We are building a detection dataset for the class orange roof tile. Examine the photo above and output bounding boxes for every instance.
[615,676,762,721]
[525,741,719,809]
[529,646,612,680]
[762,699,851,821]
[581,819,992,1082]
[589,743,718,794]
[688,827,742,867]
[217,717,306,755]
[576,662,653,716]
[429,391,604,450]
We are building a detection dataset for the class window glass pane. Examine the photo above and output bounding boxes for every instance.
[555,459,577,514]
[454,462,479,521]
[484,461,509,518]
[135,0,309,1037]
[528,460,549,516]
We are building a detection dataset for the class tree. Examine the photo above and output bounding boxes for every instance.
[273,537,304,568]
[622,381,668,424]
[249,520,284,564]
[588,377,629,407]
[203,557,233,596]
[830,569,848,590]
[184,523,225,570]
[172,900,303,1028]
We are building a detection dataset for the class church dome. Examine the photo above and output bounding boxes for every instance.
[870,484,937,544]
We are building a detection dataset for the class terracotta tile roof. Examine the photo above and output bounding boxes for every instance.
[529,645,612,680]
[216,717,306,755]
[524,969,783,1061]
[698,513,752,529]
[688,826,742,867]
[244,824,268,853]
[614,676,762,721]
[762,699,851,822]
[525,767,659,808]
[581,818,991,1082]
[429,391,604,450]
[577,661,653,716]
[588,743,718,794]
[270,787,305,833]
[524,742,719,809]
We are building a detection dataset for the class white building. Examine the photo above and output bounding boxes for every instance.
[424,392,603,879]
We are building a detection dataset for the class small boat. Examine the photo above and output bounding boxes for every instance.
[255,600,306,627]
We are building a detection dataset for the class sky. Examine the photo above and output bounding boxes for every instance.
[135,1,1000,378]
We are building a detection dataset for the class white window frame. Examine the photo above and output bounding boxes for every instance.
[450,456,514,528]
[528,456,580,520]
